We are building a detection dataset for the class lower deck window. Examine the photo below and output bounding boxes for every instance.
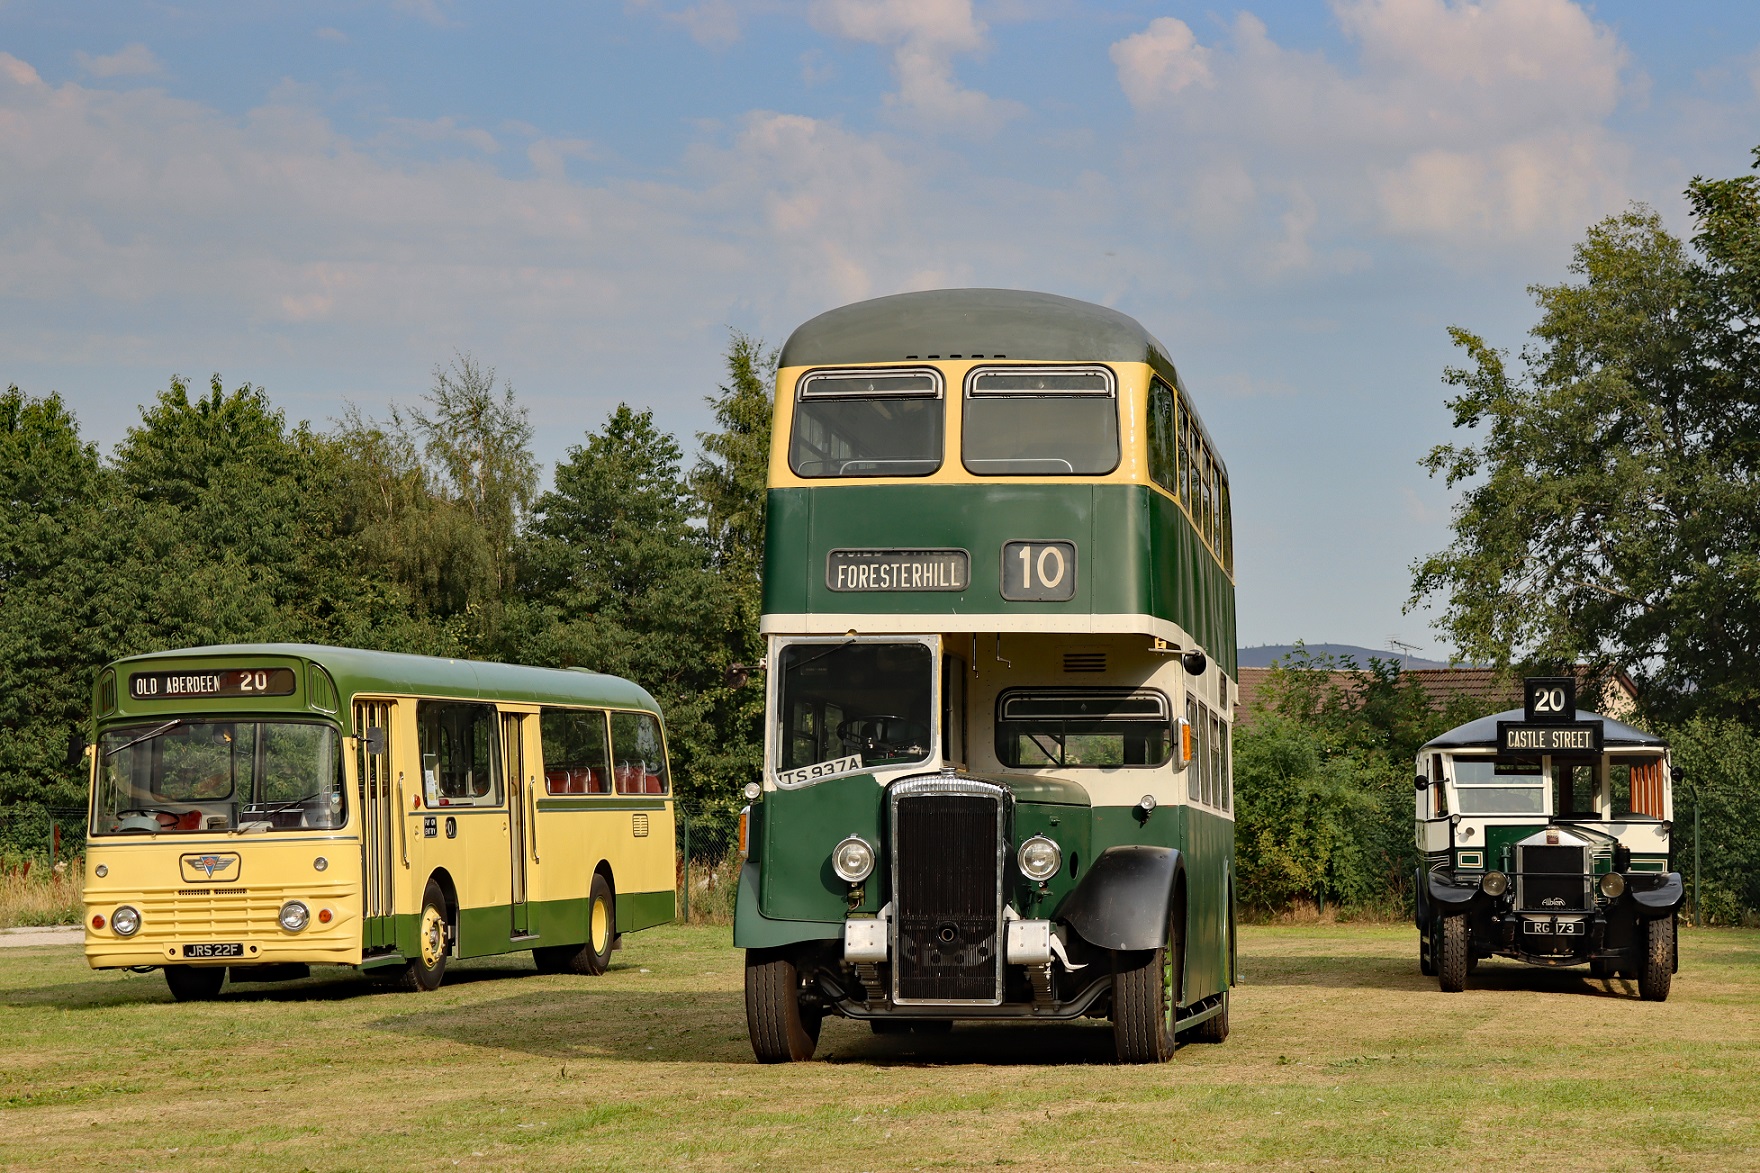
[1451,756,1544,815]
[995,689,1169,769]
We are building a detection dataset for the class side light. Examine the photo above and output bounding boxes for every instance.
[738,805,751,857]
[1599,872,1626,899]
[831,836,875,884]
[111,906,141,937]
[743,781,762,801]
[278,901,310,932]
[1018,836,1063,882]
[94,864,108,878]
[1480,871,1509,897]
[313,856,328,872]
[91,914,106,931]
[317,908,333,925]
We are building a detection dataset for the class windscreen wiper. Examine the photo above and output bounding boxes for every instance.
[102,719,192,758]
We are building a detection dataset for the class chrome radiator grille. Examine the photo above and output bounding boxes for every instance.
[889,777,1006,1005]
[1518,843,1590,911]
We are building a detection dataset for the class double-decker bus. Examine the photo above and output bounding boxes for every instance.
[82,643,676,999]
[736,288,1238,1063]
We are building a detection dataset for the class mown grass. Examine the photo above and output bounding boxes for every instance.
[0,862,83,929]
[2,923,1757,1171]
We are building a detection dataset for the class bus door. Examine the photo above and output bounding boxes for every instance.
[503,712,531,937]
[355,700,398,951]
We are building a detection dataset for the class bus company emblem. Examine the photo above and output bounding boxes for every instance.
[180,853,241,883]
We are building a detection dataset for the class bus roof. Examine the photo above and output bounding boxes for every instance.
[108,643,662,714]
[1423,709,1666,751]
[779,287,1222,465]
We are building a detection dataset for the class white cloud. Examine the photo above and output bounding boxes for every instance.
[810,0,1022,132]
[1110,0,1634,260]
[74,43,165,79]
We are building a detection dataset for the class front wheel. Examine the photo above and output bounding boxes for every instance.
[1114,895,1183,1064]
[387,879,449,992]
[1638,915,1675,1002]
[1437,913,1469,993]
[534,873,616,975]
[746,948,822,1062]
[164,965,225,1002]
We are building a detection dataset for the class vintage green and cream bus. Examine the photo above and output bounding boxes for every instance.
[1416,677,1684,999]
[736,288,1238,1063]
[82,643,675,999]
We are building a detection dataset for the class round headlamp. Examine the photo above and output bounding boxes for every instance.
[1599,871,1627,899]
[831,837,876,884]
[111,905,141,937]
[278,900,311,932]
[1018,836,1063,883]
[1480,871,1509,898]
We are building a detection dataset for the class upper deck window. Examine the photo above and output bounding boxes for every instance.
[962,366,1119,476]
[789,368,944,478]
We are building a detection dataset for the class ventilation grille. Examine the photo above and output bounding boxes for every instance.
[1063,652,1107,673]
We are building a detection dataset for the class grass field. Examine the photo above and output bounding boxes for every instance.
[3,924,1758,1171]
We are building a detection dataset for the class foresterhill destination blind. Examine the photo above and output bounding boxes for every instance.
[1496,720,1604,756]
[826,549,969,592]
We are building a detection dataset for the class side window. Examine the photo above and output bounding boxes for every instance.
[1221,717,1232,812]
[1430,754,1449,816]
[1186,697,1201,801]
[417,701,501,808]
[1148,380,1177,493]
[540,708,611,795]
[1220,478,1233,574]
[1209,711,1224,809]
[611,711,670,796]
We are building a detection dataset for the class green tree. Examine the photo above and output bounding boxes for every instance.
[1412,162,1760,726]
[508,404,742,805]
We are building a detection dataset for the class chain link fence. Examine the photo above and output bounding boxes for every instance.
[675,803,743,925]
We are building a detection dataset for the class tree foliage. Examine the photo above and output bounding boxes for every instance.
[1413,152,1760,726]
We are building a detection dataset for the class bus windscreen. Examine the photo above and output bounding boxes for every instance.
[93,721,343,834]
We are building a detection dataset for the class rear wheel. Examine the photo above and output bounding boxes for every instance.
[1639,915,1675,1002]
[1114,894,1183,1064]
[164,965,225,1002]
[1186,990,1230,1044]
[388,880,449,992]
[534,873,616,976]
[745,948,822,1062]
[1437,913,1469,993]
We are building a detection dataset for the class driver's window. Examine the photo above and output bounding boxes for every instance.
[1554,762,1597,818]
[1429,755,1448,817]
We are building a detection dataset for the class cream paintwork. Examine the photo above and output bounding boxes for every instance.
[1413,749,1675,855]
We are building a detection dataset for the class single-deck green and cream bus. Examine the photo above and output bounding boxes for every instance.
[736,288,1238,1063]
[1416,677,1685,999]
[82,643,676,999]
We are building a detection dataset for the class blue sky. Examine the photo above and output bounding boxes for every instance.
[4,1,1759,659]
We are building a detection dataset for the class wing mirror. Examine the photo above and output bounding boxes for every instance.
[1414,774,1429,791]
[1670,766,1684,783]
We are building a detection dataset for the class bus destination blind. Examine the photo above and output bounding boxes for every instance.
[1496,720,1603,757]
[826,548,969,592]
[130,668,298,700]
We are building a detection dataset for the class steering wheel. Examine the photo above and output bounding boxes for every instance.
[837,715,929,759]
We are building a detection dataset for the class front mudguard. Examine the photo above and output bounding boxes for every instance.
[731,862,841,950]
[1630,872,1685,919]
[1427,869,1482,915]
[1057,845,1184,951]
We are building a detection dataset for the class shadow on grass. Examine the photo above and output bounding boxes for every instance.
[1245,951,1646,1001]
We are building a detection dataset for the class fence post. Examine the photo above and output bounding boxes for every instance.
[681,813,691,924]
[1693,793,1701,929]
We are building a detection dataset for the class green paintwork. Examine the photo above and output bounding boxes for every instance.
[776,289,1222,457]
[617,889,675,933]
[763,483,1237,679]
[733,862,841,948]
[535,797,669,812]
[375,890,670,965]
[1479,824,1544,872]
[757,774,885,923]
[96,643,665,733]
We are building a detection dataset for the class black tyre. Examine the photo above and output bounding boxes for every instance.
[1639,915,1674,1002]
[534,873,616,976]
[1437,913,1469,993]
[164,965,225,1002]
[388,879,450,992]
[1419,927,1435,977]
[1114,893,1183,1064]
[745,948,822,1062]
[1187,990,1230,1044]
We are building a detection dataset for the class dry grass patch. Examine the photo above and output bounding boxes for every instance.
[1,923,1757,1170]
[0,862,82,929]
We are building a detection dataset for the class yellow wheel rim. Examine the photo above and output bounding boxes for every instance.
[591,895,610,953]
[420,904,445,968]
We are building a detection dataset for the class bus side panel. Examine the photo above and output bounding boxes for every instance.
[528,803,590,948]
[617,801,677,932]
[762,488,813,618]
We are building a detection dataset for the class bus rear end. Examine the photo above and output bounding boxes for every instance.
[83,650,362,998]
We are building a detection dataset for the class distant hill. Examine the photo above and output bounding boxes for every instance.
[1237,643,1460,670]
